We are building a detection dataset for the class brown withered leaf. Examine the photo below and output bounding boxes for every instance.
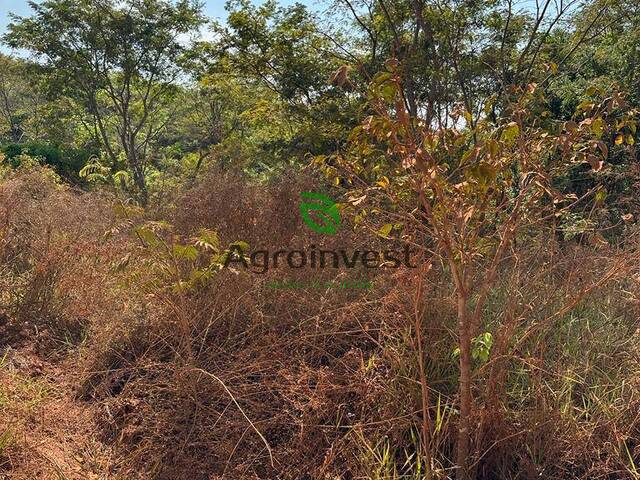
[564,120,578,132]
[594,141,608,158]
[586,154,604,172]
[329,65,350,87]
[402,156,416,169]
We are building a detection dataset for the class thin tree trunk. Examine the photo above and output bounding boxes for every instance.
[131,161,148,206]
[126,131,148,206]
[414,263,433,478]
[193,150,205,180]
[456,291,472,480]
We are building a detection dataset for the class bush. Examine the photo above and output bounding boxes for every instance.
[1,142,95,180]
[0,164,118,353]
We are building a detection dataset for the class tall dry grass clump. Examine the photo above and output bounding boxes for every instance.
[77,168,392,479]
[0,162,126,478]
[0,163,120,352]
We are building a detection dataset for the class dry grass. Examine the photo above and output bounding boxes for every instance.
[0,165,639,479]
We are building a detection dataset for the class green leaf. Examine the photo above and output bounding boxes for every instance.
[135,226,161,248]
[501,122,520,143]
[591,117,604,138]
[576,101,595,114]
[377,223,393,237]
[483,94,497,115]
[229,240,249,251]
[595,188,607,203]
[471,332,493,363]
[195,228,220,251]
[113,170,130,184]
[173,244,198,261]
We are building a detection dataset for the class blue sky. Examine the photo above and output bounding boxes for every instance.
[0,0,317,53]
[1,0,238,29]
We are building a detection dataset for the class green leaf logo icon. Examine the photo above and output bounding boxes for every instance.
[300,192,341,235]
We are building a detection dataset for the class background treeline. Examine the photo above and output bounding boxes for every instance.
[0,0,638,207]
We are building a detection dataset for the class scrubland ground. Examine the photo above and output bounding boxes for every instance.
[1,165,640,479]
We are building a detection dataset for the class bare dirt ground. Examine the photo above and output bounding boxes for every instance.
[0,345,116,479]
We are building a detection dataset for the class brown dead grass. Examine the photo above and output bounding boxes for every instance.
[0,165,639,479]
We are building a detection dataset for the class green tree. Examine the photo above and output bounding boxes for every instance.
[5,0,205,204]
[0,54,46,143]
[202,0,361,163]
[331,0,618,127]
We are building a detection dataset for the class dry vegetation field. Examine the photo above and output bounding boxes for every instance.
[0,164,638,479]
[2,0,640,478]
